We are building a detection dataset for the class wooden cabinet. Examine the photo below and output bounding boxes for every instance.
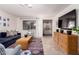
[54,32,59,45]
[54,32,78,54]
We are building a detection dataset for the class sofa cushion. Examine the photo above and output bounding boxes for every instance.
[0,32,7,38]
[17,33,21,35]
[7,30,18,37]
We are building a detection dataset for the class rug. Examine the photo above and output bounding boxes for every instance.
[28,38,44,55]
[8,38,44,55]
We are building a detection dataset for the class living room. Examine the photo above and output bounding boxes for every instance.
[0,4,79,55]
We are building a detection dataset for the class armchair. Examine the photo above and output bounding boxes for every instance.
[0,43,21,55]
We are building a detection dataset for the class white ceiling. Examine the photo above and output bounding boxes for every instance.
[0,4,70,18]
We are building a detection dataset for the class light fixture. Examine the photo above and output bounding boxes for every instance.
[19,4,32,8]
[27,4,32,8]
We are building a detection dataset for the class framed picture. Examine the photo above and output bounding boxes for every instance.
[23,20,36,30]
[0,23,1,25]
[0,17,10,27]
[0,22,2,26]
[3,18,6,21]
[7,24,9,26]
[3,23,6,26]
[0,16,2,27]
[0,16,1,20]
[7,18,10,21]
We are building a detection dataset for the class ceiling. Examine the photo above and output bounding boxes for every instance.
[0,4,70,18]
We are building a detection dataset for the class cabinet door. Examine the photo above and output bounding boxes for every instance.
[58,33,62,48]
[68,36,78,54]
[54,32,59,44]
[60,34,68,53]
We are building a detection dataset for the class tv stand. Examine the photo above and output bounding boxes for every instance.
[54,32,78,54]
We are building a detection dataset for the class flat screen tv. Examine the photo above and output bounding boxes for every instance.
[58,9,76,30]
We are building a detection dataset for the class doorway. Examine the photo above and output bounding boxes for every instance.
[43,20,52,36]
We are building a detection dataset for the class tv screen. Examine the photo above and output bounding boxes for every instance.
[58,9,76,30]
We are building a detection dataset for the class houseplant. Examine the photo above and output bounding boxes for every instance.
[72,26,79,34]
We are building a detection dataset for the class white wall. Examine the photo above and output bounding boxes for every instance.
[16,17,43,38]
[0,9,17,31]
[53,4,79,33]
[36,19,43,38]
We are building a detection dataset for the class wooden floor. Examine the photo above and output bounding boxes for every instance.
[9,36,79,55]
[42,36,65,55]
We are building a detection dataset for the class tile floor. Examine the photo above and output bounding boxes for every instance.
[42,36,65,55]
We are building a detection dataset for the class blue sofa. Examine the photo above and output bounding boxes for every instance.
[0,32,21,48]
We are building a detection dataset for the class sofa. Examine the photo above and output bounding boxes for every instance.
[0,32,21,48]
